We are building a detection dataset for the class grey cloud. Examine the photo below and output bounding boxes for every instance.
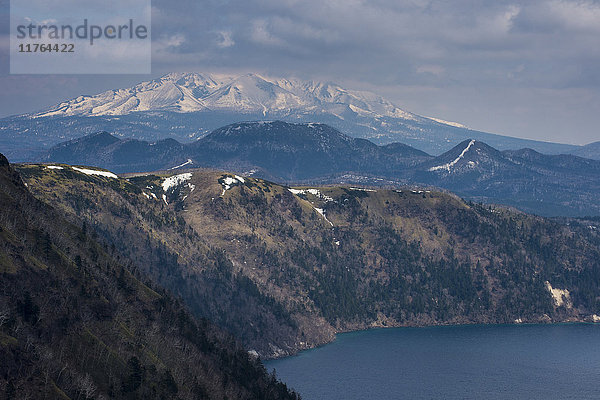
[146,0,600,90]
[1,0,599,144]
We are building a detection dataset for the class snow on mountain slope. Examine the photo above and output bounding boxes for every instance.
[35,73,230,117]
[429,140,476,172]
[201,74,308,114]
[421,140,518,178]
[428,117,468,129]
[30,72,428,123]
[9,71,579,158]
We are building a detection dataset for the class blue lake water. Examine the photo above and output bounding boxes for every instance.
[265,324,600,400]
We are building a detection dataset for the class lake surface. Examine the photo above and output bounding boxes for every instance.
[265,324,600,400]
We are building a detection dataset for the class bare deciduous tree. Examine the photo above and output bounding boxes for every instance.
[0,307,9,327]
[77,373,97,400]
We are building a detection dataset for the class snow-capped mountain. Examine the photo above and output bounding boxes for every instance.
[33,72,422,120]
[1,72,579,161]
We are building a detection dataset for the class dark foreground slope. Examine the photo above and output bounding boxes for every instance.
[0,154,299,399]
[16,164,600,358]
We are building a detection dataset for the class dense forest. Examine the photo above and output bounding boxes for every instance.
[14,164,600,360]
[0,154,300,399]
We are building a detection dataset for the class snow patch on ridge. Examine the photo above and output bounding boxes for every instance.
[72,167,118,179]
[162,173,192,192]
[288,187,335,225]
[288,188,333,202]
[220,175,245,196]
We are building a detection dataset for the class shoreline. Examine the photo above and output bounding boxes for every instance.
[263,317,600,361]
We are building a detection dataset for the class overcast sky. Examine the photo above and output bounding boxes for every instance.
[1,0,599,145]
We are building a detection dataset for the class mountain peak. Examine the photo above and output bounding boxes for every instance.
[425,139,505,173]
[427,139,477,172]
[70,131,121,146]
[28,71,425,123]
[204,120,351,144]
[10,71,579,157]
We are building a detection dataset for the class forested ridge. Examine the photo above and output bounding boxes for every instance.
[14,163,600,360]
[0,155,300,399]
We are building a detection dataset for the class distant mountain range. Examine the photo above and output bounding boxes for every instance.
[570,141,600,160]
[0,72,584,160]
[42,121,600,217]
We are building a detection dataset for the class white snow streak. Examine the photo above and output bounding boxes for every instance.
[314,207,334,226]
[349,187,376,192]
[169,159,193,170]
[428,117,467,129]
[72,167,118,179]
